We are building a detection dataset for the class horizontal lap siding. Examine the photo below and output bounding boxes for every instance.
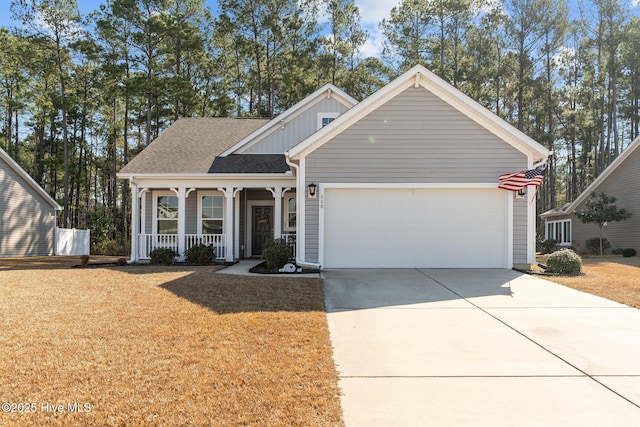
[304,87,528,263]
[0,161,56,257]
[512,198,528,263]
[144,192,151,234]
[571,146,640,252]
[242,98,350,154]
[186,196,197,235]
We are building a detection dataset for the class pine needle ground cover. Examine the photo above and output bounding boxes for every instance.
[541,256,640,309]
[0,259,343,426]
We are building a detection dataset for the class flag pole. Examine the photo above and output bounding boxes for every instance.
[530,185,540,204]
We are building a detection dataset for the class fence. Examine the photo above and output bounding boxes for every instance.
[56,228,90,256]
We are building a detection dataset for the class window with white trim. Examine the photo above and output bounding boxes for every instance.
[155,193,178,234]
[285,195,296,230]
[545,219,571,245]
[198,193,224,235]
[317,112,339,129]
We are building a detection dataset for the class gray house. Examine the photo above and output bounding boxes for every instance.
[0,147,61,257]
[118,65,550,269]
[541,135,640,253]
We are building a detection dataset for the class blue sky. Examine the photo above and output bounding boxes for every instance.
[1,0,639,58]
[0,0,392,55]
[0,0,393,29]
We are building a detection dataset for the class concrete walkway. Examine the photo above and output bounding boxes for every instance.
[323,268,640,426]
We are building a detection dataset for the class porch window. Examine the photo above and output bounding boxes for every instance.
[157,195,178,234]
[285,195,296,230]
[200,194,224,234]
[545,219,571,245]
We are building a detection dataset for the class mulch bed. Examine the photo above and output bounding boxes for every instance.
[249,261,318,275]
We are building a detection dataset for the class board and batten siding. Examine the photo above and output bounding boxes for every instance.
[566,144,640,252]
[0,159,56,257]
[241,97,350,154]
[304,86,529,264]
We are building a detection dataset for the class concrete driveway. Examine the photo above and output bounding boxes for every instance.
[323,269,640,426]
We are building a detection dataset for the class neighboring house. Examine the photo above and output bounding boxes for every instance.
[0,147,62,257]
[541,135,640,253]
[118,65,550,269]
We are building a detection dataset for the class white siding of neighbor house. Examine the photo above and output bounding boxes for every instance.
[0,159,57,257]
[240,97,351,154]
[564,144,640,253]
[303,86,529,264]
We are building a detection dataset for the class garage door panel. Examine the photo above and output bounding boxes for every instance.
[322,188,507,268]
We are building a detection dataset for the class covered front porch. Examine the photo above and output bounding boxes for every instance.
[128,176,297,263]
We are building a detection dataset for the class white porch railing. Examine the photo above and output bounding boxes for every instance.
[138,234,226,260]
[281,233,296,258]
[185,234,226,259]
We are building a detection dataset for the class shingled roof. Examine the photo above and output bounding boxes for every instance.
[209,154,290,173]
[119,117,270,174]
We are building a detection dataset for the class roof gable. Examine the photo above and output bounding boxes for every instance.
[541,134,640,218]
[0,147,61,210]
[287,65,550,162]
[220,84,357,156]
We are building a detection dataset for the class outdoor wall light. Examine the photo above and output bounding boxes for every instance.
[308,182,317,198]
[517,187,527,198]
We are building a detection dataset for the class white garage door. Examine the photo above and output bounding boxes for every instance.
[322,187,509,268]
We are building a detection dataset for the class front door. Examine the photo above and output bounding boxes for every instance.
[252,206,273,256]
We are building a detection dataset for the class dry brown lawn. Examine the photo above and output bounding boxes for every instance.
[539,255,640,309]
[0,257,343,426]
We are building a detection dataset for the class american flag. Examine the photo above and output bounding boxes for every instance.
[498,165,547,191]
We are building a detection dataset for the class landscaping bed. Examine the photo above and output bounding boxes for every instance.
[249,261,318,274]
[538,255,640,309]
[0,259,343,426]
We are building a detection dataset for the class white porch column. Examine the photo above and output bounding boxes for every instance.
[171,187,187,258]
[233,188,243,259]
[129,181,139,262]
[267,187,283,240]
[527,184,537,265]
[218,187,236,262]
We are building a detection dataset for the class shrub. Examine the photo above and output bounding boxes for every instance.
[92,237,130,256]
[622,248,637,257]
[185,244,216,265]
[149,247,177,265]
[89,205,116,253]
[545,249,582,275]
[262,238,292,270]
[585,237,610,255]
[116,257,128,266]
[537,237,559,255]
[80,254,90,267]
